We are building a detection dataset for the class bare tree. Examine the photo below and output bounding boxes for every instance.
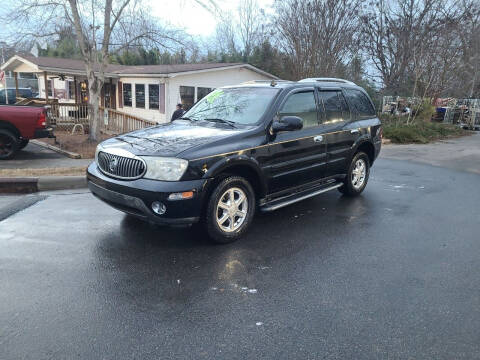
[273,0,362,80]
[457,0,480,97]
[238,0,265,58]
[215,13,239,56]
[361,0,464,96]
[2,0,199,141]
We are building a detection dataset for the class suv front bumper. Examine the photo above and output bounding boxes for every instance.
[87,162,211,225]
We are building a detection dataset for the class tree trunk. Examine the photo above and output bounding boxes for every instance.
[86,66,103,142]
[88,87,101,142]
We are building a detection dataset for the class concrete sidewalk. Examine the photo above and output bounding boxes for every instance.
[1,142,90,193]
[380,132,480,174]
[0,142,92,170]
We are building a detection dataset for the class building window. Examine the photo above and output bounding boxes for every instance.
[18,72,36,79]
[180,86,195,110]
[197,87,213,101]
[47,79,53,97]
[149,84,159,109]
[135,84,145,108]
[68,81,75,101]
[123,83,132,107]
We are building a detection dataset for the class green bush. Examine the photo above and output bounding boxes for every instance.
[413,100,436,122]
[383,122,467,144]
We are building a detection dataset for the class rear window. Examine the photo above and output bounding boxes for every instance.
[344,89,375,117]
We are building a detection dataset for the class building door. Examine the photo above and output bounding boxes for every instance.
[103,83,116,109]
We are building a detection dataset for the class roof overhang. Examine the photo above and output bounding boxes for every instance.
[163,64,279,79]
[1,55,39,72]
[2,55,279,80]
[1,55,118,78]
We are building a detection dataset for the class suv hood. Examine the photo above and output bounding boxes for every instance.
[100,120,242,157]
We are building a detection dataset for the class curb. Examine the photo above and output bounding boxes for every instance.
[30,139,82,159]
[0,176,87,194]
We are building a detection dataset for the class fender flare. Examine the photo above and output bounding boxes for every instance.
[203,154,268,196]
[350,136,375,164]
[0,120,21,138]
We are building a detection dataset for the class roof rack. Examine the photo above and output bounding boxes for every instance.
[241,80,293,85]
[298,77,356,85]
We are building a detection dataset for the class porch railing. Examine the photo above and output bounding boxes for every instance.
[99,107,157,134]
[48,103,156,134]
[49,103,89,132]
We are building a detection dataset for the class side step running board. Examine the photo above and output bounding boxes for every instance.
[260,183,343,212]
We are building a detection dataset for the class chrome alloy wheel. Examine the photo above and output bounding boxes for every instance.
[216,187,248,232]
[351,158,367,190]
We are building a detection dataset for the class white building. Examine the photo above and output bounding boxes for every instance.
[1,55,277,123]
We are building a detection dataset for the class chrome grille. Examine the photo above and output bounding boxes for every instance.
[97,151,146,179]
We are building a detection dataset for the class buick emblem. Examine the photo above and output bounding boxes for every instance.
[109,157,119,172]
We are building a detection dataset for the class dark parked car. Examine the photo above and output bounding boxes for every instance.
[87,78,382,243]
[0,88,34,105]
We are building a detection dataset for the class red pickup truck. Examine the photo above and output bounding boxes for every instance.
[0,105,54,159]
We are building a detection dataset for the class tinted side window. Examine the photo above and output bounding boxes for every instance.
[344,89,375,117]
[279,91,318,128]
[318,91,350,123]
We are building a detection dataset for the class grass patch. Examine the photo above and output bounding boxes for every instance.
[383,121,469,144]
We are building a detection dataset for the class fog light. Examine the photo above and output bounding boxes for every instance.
[168,191,194,201]
[151,201,166,215]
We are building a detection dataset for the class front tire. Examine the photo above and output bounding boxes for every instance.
[18,139,29,150]
[204,176,256,244]
[0,129,20,160]
[338,152,370,196]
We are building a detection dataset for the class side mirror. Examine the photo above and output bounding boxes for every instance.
[271,116,303,133]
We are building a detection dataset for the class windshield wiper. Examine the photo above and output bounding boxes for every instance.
[204,118,237,127]
[122,134,162,145]
[178,116,201,123]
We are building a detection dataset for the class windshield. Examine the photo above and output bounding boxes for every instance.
[184,87,279,125]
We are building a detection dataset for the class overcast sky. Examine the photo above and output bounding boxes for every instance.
[150,0,274,37]
[0,0,275,45]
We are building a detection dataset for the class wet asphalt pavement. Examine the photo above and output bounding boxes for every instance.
[1,156,480,359]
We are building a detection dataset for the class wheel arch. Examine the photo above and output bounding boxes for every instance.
[353,140,375,166]
[203,155,268,200]
[0,120,21,139]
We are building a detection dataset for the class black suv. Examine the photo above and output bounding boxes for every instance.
[87,78,381,243]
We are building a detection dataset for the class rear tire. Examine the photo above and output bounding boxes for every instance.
[18,139,29,150]
[338,151,370,196]
[203,176,255,244]
[0,129,19,160]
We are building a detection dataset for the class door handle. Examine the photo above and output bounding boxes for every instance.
[313,135,323,143]
[350,129,360,134]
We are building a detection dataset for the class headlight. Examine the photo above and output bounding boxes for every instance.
[142,157,188,181]
[95,143,104,164]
